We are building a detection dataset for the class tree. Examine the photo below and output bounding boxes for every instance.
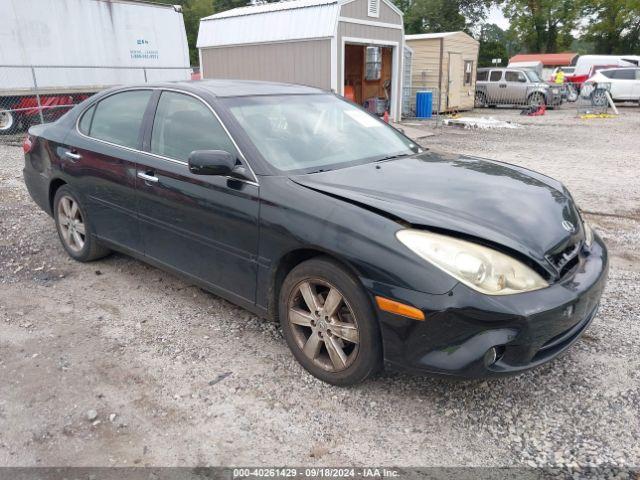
[399,0,492,34]
[478,24,508,66]
[580,0,640,54]
[500,0,579,53]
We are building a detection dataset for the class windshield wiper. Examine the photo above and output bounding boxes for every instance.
[373,152,413,162]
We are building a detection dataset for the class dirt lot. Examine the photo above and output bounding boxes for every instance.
[1,108,639,470]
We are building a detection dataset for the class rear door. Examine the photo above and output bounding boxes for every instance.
[62,89,154,252]
[136,89,260,304]
[633,69,640,99]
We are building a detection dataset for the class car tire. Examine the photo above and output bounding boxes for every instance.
[278,256,382,386]
[474,92,488,108]
[528,92,546,107]
[0,109,19,135]
[53,185,111,262]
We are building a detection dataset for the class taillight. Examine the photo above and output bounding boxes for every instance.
[23,135,33,154]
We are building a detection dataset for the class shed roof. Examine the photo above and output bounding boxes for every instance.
[198,0,340,48]
[406,32,457,40]
[509,53,578,67]
[405,31,479,44]
[198,0,402,49]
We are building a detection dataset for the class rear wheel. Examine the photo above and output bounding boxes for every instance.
[0,109,18,135]
[474,91,487,108]
[53,185,111,262]
[279,257,382,386]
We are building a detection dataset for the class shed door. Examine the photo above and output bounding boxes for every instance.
[448,53,462,109]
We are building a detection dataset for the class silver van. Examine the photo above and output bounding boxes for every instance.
[475,68,562,108]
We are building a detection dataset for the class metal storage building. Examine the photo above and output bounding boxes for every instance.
[405,31,479,114]
[197,0,405,120]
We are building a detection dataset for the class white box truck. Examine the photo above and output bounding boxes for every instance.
[1,0,190,133]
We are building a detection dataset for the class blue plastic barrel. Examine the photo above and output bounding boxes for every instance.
[415,91,433,119]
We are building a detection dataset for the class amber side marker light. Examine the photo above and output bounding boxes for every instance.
[375,296,425,321]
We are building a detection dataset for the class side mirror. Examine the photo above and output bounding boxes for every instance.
[188,150,235,176]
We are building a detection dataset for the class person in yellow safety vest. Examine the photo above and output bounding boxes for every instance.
[555,69,565,84]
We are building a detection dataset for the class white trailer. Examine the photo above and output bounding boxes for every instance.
[1,0,190,133]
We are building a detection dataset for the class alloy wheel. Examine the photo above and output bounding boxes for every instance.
[57,195,86,253]
[287,279,359,372]
[0,110,15,132]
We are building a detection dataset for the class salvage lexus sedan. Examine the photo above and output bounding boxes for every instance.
[23,80,608,385]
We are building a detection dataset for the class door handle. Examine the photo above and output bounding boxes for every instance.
[64,150,82,161]
[137,171,159,183]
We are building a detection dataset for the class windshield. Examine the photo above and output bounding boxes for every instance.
[526,70,542,82]
[223,94,420,173]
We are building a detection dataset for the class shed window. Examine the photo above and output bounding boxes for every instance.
[367,0,380,18]
[464,61,473,85]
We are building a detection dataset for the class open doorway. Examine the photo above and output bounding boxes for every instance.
[343,43,394,117]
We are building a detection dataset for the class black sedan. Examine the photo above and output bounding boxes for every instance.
[23,80,608,385]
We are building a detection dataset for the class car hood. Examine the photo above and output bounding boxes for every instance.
[290,152,583,270]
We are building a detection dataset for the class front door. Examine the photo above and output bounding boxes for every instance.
[448,53,462,109]
[136,90,260,304]
[62,89,154,252]
[504,70,529,103]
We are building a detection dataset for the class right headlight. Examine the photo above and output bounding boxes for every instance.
[583,221,594,248]
[396,229,548,295]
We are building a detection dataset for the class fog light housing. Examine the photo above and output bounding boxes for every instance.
[483,346,506,366]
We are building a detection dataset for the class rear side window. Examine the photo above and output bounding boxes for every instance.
[611,69,635,80]
[88,90,152,148]
[78,105,95,135]
[505,71,526,82]
[489,70,502,82]
[477,70,488,82]
[150,91,238,162]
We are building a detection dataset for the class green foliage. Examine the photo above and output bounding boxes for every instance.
[581,0,640,54]
[154,0,254,66]
[399,0,491,34]
[499,0,579,53]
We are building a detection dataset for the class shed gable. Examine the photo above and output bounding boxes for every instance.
[339,0,402,25]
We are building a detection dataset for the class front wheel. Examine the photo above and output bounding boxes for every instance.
[279,257,382,386]
[528,92,546,107]
[53,185,111,262]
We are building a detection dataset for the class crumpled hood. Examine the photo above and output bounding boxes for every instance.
[291,152,583,269]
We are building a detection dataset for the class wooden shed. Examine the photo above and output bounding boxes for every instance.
[405,31,479,113]
[197,0,405,120]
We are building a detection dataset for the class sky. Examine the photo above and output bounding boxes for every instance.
[487,5,510,30]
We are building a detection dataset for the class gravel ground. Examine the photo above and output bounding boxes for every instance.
[1,107,639,471]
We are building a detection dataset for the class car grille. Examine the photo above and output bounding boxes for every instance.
[546,241,581,278]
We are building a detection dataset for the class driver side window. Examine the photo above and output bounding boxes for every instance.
[151,91,238,163]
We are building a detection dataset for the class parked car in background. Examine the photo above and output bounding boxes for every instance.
[587,67,640,104]
[23,80,608,385]
[565,55,640,87]
[475,68,563,108]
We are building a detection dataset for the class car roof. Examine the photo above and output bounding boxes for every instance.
[143,79,326,97]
